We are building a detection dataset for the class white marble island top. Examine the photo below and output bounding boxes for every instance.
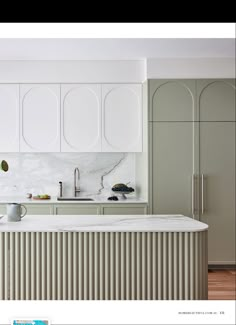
[0,214,208,232]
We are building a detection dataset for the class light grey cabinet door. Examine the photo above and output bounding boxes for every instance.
[149,79,196,122]
[197,79,236,122]
[54,204,100,215]
[102,204,147,215]
[24,204,53,215]
[0,204,53,215]
[200,122,235,264]
[0,204,6,215]
[151,122,198,217]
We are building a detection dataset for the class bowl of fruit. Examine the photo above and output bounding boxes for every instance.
[32,194,51,200]
[112,183,134,199]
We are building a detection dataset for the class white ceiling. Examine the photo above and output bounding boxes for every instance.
[0,38,234,60]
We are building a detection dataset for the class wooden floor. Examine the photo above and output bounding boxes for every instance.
[208,270,236,300]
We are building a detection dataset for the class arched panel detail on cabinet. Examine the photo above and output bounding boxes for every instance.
[61,85,101,152]
[102,84,142,152]
[198,80,235,121]
[151,81,195,122]
[20,85,60,152]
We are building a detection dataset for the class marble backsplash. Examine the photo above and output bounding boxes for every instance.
[0,153,135,198]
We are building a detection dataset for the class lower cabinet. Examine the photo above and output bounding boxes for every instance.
[0,204,53,215]
[0,203,148,216]
[24,204,53,215]
[0,204,6,214]
[101,204,148,215]
[54,204,100,215]
[0,204,7,215]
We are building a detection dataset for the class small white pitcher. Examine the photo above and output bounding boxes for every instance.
[7,203,27,222]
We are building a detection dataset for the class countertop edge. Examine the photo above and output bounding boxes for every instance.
[0,229,209,233]
[0,215,209,232]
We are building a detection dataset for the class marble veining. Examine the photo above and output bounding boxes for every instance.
[97,153,126,195]
[0,215,208,232]
[0,153,135,198]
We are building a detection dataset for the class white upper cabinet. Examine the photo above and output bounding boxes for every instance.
[61,84,101,152]
[20,84,60,152]
[0,84,19,152]
[102,84,142,152]
[1,82,143,153]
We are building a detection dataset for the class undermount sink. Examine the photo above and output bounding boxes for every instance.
[57,197,94,201]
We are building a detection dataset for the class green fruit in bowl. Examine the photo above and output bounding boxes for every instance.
[112,183,134,193]
[39,194,50,199]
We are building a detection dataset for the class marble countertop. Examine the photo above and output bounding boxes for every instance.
[0,196,147,204]
[0,214,208,232]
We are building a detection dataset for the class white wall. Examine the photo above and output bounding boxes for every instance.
[147,58,235,78]
[0,58,234,83]
[0,60,145,83]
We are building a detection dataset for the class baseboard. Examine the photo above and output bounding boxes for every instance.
[208,264,236,270]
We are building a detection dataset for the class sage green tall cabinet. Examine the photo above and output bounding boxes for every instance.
[149,80,198,218]
[149,79,235,265]
[197,80,235,265]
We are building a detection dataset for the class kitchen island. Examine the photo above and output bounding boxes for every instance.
[0,214,208,300]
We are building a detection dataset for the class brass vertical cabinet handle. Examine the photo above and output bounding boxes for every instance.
[201,174,205,215]
[192,174,195,218]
